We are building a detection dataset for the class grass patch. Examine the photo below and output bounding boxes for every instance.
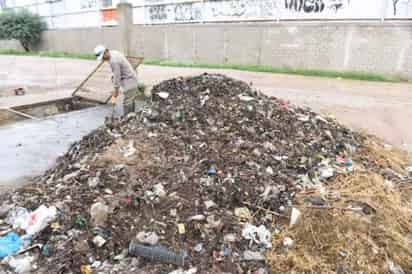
[0,49,95,60]
[0,49,407,82]
[145,59,407,83]
[269,171,412,273]
[268,141,412,273]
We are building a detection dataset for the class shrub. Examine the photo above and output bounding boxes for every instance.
[0,10,46,51]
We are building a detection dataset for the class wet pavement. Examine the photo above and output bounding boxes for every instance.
[0,105,110,189]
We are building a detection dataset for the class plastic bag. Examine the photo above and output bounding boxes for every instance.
[6,207,30,230]
[7,255,34,273]
[0,232,21,258]
[23,205,57,235]
[6,205,57,235]
[242,223,272,249]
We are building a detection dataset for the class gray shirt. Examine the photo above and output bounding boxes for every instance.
[109,50,138,90]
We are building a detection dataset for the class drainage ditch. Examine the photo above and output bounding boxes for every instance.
[0,97,100,126]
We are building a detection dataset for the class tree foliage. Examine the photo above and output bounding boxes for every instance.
[0,10,46,51]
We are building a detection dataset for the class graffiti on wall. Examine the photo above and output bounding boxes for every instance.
[284,0,352,13]
[144,0,281,23]
[209,0,279,18]
[141,0,354,23]
[148,5,167,21]
[392,0,412,15]
[328,0,348,12]
[285,0,325,13]
[80,0,98,9]
[174,3,202,21]
[210,0,248,17]
[133,0,412,24]
[145,2,203,22]
[393,0,400,14]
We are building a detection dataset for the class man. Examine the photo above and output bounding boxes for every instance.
[94,45,138,118]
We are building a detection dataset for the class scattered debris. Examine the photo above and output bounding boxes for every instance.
[388,259,406,274]
[238,94,255,102]
[234,207,251,219]
[128,241,186,266]
[0,232,21,258]
[92,235,106,247]
[204,200,217,210]
[242,224,272,249]
[1,74,410,273]
[282,237,294,248]
[6,205,57,235]
[243,250,266,261]
[319,166,334,180]
[157,92,170,99]
[193,243,203,253]
[289,208,302,227]
[169,267,198,274]
[6,207,29,231]
[5,254,34,273]
[339,250,348,257]
[121,140,136,158]
[152,183,166,198]
[177,223,186,235]
[14,87,26,96]
[90,202,109,227]
[80,265,92,274]
[136,231,159,246]
[224,233,237,243]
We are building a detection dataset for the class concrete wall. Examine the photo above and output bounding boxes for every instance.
[0,40,24,51]
[3,21,412,80]
[33,27,123,53]
[128,22,412,79]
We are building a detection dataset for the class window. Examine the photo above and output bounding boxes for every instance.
[101,0,112,8]
[81,0,97,9]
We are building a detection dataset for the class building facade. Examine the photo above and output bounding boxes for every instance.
[0,0,411,29]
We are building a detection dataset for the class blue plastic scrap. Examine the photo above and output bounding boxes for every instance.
[0,232,21,258]
[207,167,217,176]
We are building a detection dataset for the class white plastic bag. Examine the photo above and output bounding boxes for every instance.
[242,223,272,249]
[22,205,57,235]
[7,205,57,235]
[6,207,30,230]
[7,255,34,273]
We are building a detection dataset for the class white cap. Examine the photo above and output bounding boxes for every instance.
[94,45,106,61]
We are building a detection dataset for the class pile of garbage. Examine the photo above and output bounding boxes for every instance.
[1,74,407,273]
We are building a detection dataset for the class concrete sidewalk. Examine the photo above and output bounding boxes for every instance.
[1,55,412,153]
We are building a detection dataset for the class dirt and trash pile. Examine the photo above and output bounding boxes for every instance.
[0,74,411,273]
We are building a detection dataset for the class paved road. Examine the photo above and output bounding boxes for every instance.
[1,55,412,153]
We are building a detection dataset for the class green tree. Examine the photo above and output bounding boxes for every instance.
[0,10,46,51]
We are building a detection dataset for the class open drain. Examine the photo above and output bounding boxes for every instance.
[0,97,100,126]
